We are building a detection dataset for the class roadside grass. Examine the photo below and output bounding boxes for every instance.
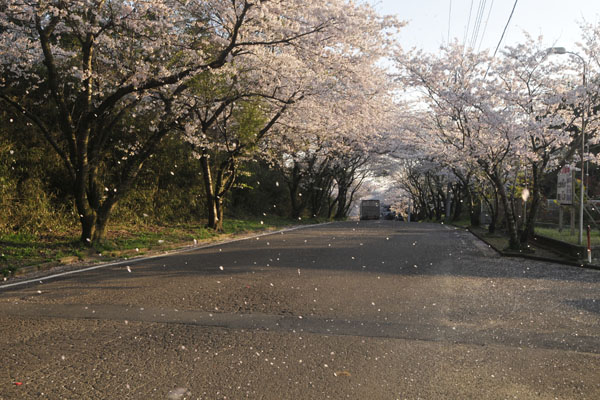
[451,221,600,247]
[448,218,470,229]
[534,226,600,246]
[462,225,510,251]
[452,222,585,260]
[0,216,322,277]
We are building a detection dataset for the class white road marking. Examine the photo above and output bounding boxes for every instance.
[0,222,331,290]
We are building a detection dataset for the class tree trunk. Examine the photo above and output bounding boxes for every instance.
[80,213,96,244]
[92,195,119,243]
[492,173,520,250]
[468,188,481,226]
[92,211,109,244]
[206,197,220,230]
[215,197,224,231]
[327,195,337,219]
[334,189,347,219]
[200,151,221,231]
[287,165,306,219]
[481,188,497,234]
[452,185,462,221]
[520,162,545,245]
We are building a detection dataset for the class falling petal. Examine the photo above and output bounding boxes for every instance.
[167,387,191,400]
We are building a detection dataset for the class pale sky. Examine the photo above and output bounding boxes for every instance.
[367,0,600,54]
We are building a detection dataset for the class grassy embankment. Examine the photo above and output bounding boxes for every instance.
[452,218,600,258]
[534,226,600,246]
[0,217,321,277]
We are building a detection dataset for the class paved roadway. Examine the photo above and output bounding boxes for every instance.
[1,221,599,399]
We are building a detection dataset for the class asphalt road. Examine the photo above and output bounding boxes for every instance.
[1,221,599,399]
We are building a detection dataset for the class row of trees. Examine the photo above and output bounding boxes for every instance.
[0,0,402,244]
[8,1,597,252]
[392,26,600,249]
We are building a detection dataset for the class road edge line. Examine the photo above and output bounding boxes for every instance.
[0,222,332,290]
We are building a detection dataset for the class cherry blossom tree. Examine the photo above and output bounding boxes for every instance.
[0,0,398,242]
[395,37,598,248]
[495,37,578,243]
[180,61,303,230]
[263,87,398,220]
[396,44,531,247]
[185,1,403,224]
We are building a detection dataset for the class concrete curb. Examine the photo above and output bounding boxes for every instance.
[466,227,600,271]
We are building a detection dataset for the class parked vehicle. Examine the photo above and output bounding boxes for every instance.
[360,199,380,220]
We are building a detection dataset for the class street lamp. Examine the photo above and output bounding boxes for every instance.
[547,47,587,245]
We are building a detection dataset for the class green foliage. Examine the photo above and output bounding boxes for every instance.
[233,99,269,150]
[0,85,313,275]
[187,69,232,99]
[112,134,207,224]
[0,114,76,236]
[229,160,290,217]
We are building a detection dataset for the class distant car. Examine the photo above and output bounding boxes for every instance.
[382,211,394,220]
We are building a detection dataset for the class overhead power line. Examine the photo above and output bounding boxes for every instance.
[470,0,487,49]
[477,0,495,52]
[491,0,518,60]
[484,0,518,78]
[464,0,491,51]
[447,0,452,45]
[463,0,475,50]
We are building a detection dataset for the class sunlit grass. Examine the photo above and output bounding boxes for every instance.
[1,217,321,277]
[534,226,600,246]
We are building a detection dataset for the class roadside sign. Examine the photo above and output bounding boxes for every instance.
[557,165,573,205]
